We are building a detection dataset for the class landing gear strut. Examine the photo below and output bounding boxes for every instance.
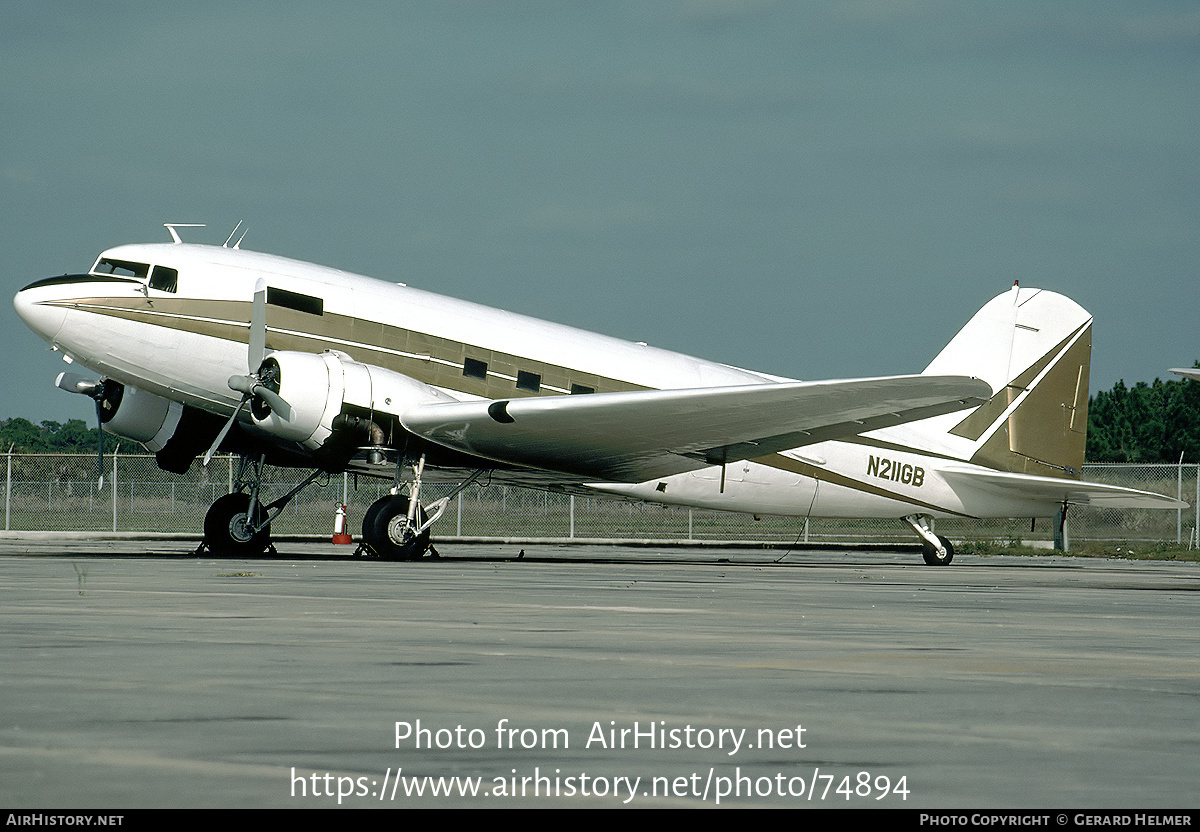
[904,513,954,566]
[358,455,484,561]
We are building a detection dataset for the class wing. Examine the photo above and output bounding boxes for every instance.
[402,375,991,482]
[941,466,1188,509]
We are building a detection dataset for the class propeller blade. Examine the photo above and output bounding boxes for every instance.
[93,397,106,490]
[248,279,267,372]
[203,395,248,465]
[227,374,291,421]
[206,283,284,465]
[52,372,107,489]
[253,385,291,421]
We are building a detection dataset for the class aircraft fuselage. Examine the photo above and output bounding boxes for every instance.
[13,239,1151,541]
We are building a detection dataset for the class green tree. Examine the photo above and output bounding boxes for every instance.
[0,417,104,454]
[1087,367,1200,462]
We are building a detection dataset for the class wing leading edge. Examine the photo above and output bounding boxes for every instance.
[401,375,992,482]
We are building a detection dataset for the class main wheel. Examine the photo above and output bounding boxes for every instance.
[362,495,430,561]
[921,534,954,566]
[203,493,271,557]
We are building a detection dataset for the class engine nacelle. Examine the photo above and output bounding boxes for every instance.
[96,382,186,452]
[70,379,223,473]
[249,350,456,450]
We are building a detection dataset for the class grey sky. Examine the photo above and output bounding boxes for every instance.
[3,1,1197,426]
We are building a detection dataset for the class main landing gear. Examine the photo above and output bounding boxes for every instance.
[359,494,430,560]
[198,451,482,560]
[357,456,484,561]
[198,454,324,557]
[904,513,954,566]
[203,492,272,557]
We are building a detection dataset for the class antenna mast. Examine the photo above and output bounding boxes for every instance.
[224,220,249,249]
[164,223,205,244]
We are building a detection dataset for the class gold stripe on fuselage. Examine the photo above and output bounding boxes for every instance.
[751,451,975,518]
[48,296,647,400]
[51,294,973,516]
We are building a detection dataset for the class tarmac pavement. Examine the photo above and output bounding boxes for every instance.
[0,539,1196,808]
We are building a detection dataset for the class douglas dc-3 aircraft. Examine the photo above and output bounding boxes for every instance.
[13,225,1184,564]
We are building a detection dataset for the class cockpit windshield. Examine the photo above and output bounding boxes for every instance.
[89,257,178,293]
[91,257,149,279]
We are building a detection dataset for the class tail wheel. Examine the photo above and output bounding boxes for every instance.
[922,535,954,566]
[362,495,430,561]
[203,493,271,557]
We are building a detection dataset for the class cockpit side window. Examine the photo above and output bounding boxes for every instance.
[91,258,149,279]
[149,266,178,293]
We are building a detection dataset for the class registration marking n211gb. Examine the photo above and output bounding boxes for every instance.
[866,455,924,488]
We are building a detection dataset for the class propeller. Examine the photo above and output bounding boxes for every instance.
[202,280,292,464]
[55,372,108,489]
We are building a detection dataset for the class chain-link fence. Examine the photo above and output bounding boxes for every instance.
[2,452,1195,547]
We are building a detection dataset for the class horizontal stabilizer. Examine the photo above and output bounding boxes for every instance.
[941,466,1188,510]
[403,375,991,482]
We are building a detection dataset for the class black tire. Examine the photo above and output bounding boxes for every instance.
[921,535,954,566]
[203,493,271,557]
[362,495,430,561]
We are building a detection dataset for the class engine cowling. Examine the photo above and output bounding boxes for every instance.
[95,382,185,452]
[248,350,456,450]
[75,380,224,473]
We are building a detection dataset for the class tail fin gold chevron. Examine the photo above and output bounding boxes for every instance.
[954,322,1090,478]
[921,284,1093,480]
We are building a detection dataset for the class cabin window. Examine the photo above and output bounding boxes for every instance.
[149,266,178,293]
[463,358,488,380]
[267,286,324,316]
[91,258,149,279]
[516,370,541,393]
[570,384,595,395]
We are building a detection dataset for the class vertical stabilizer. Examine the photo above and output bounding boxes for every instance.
[922,285,1092,479]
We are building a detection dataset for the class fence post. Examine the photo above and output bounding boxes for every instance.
[112,446,118,532]
[5,445,11,532]
[569,495,575,539]
[1178,454,1184,545]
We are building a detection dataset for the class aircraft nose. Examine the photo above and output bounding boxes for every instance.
[13,282,68,342]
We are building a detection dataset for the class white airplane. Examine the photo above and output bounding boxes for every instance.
[13,225,1184,564]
